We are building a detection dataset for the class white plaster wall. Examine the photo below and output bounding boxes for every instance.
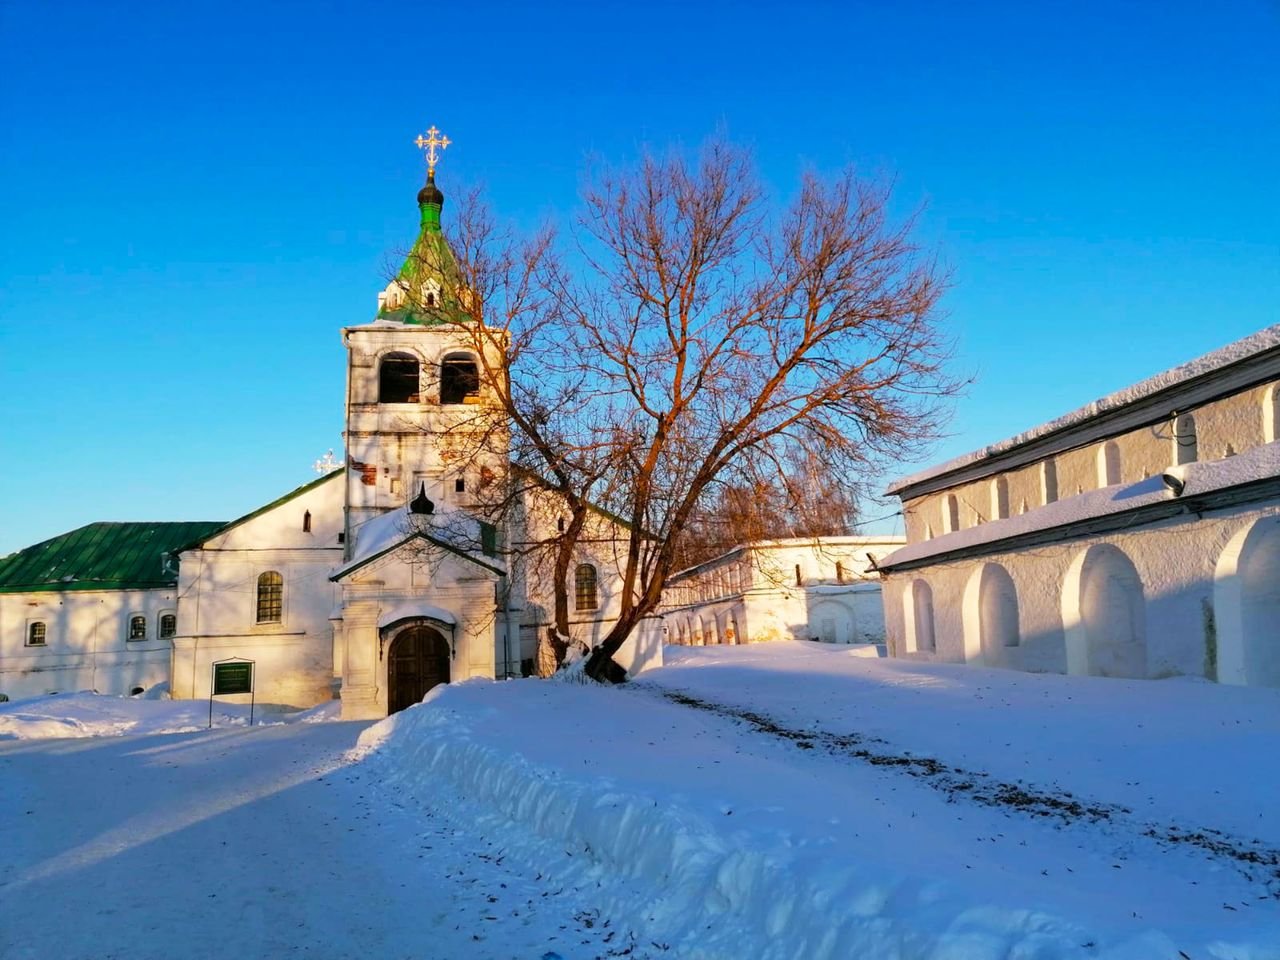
[882,499,1280,683]
[343,324,509,529]
[903,383,1277,543]
[172,473,345,708]
[0,588,177,699]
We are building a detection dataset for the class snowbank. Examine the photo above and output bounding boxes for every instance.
[0,691,340,740]
[353,661,1280,960]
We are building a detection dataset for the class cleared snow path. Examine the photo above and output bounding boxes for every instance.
[0,720,649,960]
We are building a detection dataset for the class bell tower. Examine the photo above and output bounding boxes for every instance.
[340,127,508,556]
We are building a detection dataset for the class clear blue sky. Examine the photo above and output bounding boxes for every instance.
[2,0,1277,553]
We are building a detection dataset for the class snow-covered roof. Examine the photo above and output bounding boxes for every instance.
[377,602,457,629]
[330,505,506,581]
[888,325,1280,496]
[880,439,1280,569]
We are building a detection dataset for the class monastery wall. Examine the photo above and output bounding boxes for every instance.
[0,587,175,699]
[881,499,1280,684]
[902,383,1276,542]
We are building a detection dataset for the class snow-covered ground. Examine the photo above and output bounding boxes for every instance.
[0,689,338,740]
[0,716,657,960]
[5,645,1278,959]
[355,644,1280,959]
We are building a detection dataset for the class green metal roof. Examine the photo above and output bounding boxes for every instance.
[0,521,226,594]
[378,174,467,326]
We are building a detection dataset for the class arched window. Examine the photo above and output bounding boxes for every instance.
[1041,458,1059,505]
[256,571,283,623]
[159,613,177,639]
[1098,441,1122,487]
[943,494,960,533]
[27,621,46,646]
[302,510,312,533]
[991,476,1010,520]
[128,615,147,640]
[1265,385,1280,444]
[574,563,598,611]
[1173,413,1198,465]
[440,353,480,404]
[379,353,420,403]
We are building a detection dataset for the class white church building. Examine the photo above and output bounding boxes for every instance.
[878,326,1280,688]
[0,151,660,718]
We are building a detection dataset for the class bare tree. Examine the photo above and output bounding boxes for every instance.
[402,139,958,681]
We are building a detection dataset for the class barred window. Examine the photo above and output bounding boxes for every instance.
[574,563,598,611]
[128,615,147,640]
[256,571,283,623]
[159,613,177,639]
[27,621,46,646]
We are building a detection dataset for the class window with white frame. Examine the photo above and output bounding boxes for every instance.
[128,615,147,640]
[26,621,47,646]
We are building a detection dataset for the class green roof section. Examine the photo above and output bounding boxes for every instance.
[378,173,468,326]
[0,521,226,594]
[170,468,344,556]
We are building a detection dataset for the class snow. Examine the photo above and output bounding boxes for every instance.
[377,600,457,628]
[356,644,1280,959]
[0,690,340,740]
[333,503,506,579]
[888,324,1280,494]
[7,645,1278,958]
[1,717,646,960]
[881,439,1280,568]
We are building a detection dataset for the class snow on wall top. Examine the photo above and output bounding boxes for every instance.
[880,438,1280,569]
[887,325,1280,496]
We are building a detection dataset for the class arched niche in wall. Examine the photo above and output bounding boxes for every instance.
[1097,441,1122,487]
[1265,385,1280,444]
[903,579,936,653]
[1061,543,1147,678]
[991,476,1010,521]
[1214,516,1280,688]
[963,563,1020,666]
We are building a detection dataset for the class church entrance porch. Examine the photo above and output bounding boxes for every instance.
[387,624,451,713]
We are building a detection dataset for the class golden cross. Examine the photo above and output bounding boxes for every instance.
[414,125,451,175]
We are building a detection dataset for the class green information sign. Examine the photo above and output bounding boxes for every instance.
[213,661,253,695]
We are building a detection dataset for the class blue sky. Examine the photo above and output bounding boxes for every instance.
[1,0,1277,552]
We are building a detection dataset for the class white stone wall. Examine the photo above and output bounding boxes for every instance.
[881,499,1280,686]
[0,587,175,699]
[343,323,509,533]
[903,383,1277,543]
[171,473,344,709]
[334,549,500,720]
[662,538,903,647]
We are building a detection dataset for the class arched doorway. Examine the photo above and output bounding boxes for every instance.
[387,625,450,714]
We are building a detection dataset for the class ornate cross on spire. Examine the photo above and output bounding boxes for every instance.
[414,125,451,176]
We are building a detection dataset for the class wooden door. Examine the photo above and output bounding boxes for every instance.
[387,625,450,714]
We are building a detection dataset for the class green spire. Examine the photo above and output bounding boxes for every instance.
[378,172,465,326]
